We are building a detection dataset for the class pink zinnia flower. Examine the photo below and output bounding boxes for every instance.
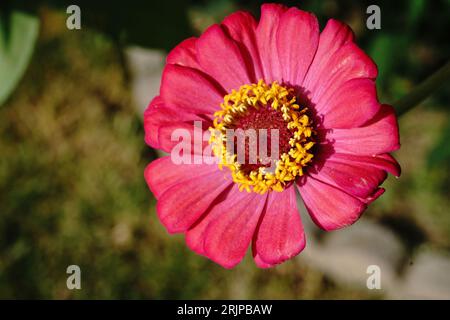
[144,4,400,268]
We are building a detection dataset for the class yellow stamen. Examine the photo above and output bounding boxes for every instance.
[209,80,315,194]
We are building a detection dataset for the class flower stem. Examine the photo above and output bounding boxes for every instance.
[394,60,450,116]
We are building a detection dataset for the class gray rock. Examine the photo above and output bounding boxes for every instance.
[396,249,450,299]
[125,46,165,114]
[299,211,405,293]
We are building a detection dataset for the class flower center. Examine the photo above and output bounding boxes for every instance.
[210,80,315,194]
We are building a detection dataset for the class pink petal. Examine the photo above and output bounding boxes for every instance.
[160,64,225,116]
[166,37,201,70]
[186,185,267,268]
[222,11,264,80]
[308,158,387,198]
[256,3,288,82]
[303,19,354,89]
[362,188,385,204]
[185,187,235,257]
[325,153,401,177]
[253,186,306,265]
[144,98,210,154]
[321,104,400,155]
[157,122,211,156]
[276,7,319,85]
[310,42,377,105]
[143,96,166,149]
[156,168,231,234]
[196,24,254,91]
[317,78,381,129]
[203,189,267,268]
[144,156,218,199]
[253,251,276,268]
[298,176,366,231]
[303,19,377,107]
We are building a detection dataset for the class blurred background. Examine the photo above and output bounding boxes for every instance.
[0,0,449,299]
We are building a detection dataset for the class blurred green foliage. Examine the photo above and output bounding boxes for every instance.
[0,0,449,299]
[5,0,193,50]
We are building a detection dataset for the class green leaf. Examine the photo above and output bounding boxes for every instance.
[0,11,39,106]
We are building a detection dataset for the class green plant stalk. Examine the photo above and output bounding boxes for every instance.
[395,60,450,116]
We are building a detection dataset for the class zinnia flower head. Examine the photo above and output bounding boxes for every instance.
[144,3,401,268]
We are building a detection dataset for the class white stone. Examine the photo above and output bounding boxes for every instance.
[397,249,450,299]
[125,46,164,114]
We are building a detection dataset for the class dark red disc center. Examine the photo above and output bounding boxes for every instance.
[227,105,293,174]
